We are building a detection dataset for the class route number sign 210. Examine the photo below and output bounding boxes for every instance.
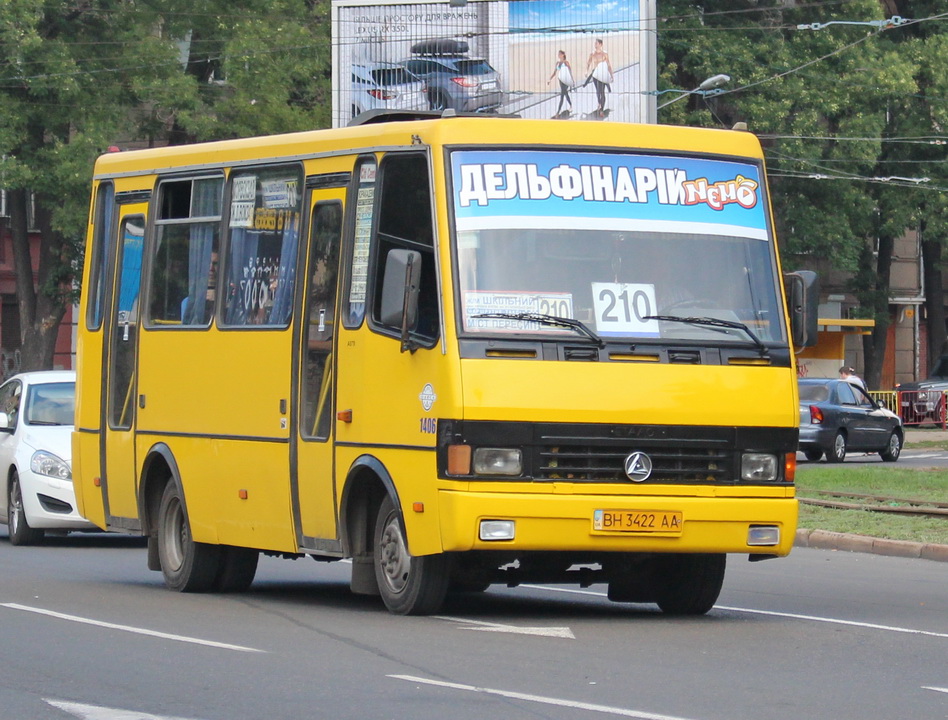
[591,283,660,337]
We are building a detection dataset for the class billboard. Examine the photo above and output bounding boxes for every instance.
[331,0,656,127]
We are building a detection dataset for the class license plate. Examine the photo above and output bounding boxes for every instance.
[480,81,496,89]
[593,510,683,533]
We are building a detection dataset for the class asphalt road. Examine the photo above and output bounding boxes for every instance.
[0,529,945,720]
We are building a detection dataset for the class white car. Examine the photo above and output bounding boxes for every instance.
[351,62,428,119]
[0,371,95,544]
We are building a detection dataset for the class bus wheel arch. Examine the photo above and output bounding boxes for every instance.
[139,444,220,592]
[339,455,451,613]
[139,444,180,571]
[339,456,395,596]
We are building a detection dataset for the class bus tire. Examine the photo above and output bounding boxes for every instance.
[8,471,44,546]
[213,546,259,592]
[373,495,450,615]
[655,553,726,616]
[157,482,220,592]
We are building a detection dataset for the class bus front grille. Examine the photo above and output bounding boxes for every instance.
[536,444,732,483]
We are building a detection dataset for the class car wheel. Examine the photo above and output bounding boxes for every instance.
[654,553,726,615]
[7,471,44,546]
[826,431,847,463]
[804,449,823,462]
[880,431,902,462]
[373,495,450,615]
[157,482,221,592]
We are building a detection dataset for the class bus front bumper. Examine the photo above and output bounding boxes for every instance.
[437,489,798,556]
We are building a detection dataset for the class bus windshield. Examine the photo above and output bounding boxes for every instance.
[451,149,786,345]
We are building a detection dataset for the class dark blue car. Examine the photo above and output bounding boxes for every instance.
[798,378,903,463]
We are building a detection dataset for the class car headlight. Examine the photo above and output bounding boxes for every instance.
[30,450,72,481]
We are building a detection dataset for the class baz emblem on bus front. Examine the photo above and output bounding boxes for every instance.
[624,451,653,482]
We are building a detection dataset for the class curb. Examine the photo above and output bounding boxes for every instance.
[795,529,948,562]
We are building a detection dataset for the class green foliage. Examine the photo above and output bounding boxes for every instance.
[0,0,331,367]
[656,0,947,278]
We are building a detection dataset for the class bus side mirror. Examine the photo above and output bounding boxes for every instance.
[784,270,819,348]
[380,248,421,352]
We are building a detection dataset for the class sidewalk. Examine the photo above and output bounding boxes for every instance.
[795,529,948,562]
[904,427,948,446]
[794,427,948,562]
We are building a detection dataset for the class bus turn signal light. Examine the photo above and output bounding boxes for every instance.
[447,444,472,475]
[785,453,796,483]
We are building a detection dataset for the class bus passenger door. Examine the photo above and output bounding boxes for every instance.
[102,207,146,524]
[293,190,344,549]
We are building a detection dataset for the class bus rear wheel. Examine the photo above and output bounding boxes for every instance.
[654,553,726,615]
[214,546,259,592]
[157,482,221,592]
[373,495,450,615]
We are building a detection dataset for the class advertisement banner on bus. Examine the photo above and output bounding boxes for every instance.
[450,150,769,240]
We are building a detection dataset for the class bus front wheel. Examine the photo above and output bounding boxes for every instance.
[157,482,221,592]
[373,495,450,615]
[654,553,726,615]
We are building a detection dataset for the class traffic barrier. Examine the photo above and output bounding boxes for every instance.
[869,390,897,414]
[894,389,947,429]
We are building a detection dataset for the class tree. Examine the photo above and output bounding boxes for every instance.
[0,0,330,371]
[656,0,946,387]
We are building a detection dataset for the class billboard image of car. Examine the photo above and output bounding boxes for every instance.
[331,0,656,127]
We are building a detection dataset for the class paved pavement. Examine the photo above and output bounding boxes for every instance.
[794,427,948,562]
[904,428,948,445]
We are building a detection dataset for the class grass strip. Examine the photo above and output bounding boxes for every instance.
[796,465,948,546]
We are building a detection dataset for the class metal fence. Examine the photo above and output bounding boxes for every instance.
[870,389,947,429]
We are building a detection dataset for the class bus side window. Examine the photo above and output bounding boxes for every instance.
[109,217,145,429]
[370,153,438,343]
[301,202,342,439]
[222,165,303,327]
[343,156,375,329]
[149,177,222,327]
[86,181,115,330]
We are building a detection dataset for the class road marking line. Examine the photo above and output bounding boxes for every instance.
[45,699,201,720]
[716,606,948,639]
[2,603,264,653]
[389,674,700,720]
[435,615,574,638]
[519,585,948,639]
[922,686,948,694]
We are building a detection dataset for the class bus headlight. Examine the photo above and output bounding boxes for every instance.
[473,448,522,476]
[741,453,778,482]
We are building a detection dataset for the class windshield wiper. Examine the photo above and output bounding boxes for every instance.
[643,315,769,356]
[472,312,605,348]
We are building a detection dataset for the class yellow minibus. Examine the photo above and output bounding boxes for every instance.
[73,112,817,615]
